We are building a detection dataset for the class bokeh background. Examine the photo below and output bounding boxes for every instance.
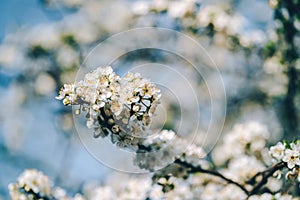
[0,0,299,198]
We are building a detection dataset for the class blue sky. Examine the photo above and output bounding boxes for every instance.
[0,0,65,41]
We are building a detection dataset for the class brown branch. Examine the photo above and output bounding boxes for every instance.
[174,159,287,196]
[247,162,286,196]
[174,159,249,195]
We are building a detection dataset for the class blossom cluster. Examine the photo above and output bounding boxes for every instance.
[212,121,270,166]
[8,119,300,199]
[132,0,267,49]
[132,0,200,18]
[9,159,297,200]
[211,122,277,188]
[134,129,207,171]
[270,141,300,168]
[269,140,300,181]
[57,66,207,172]
[9,169,52,199]
[9,169,84,200]
[57,66,161,150]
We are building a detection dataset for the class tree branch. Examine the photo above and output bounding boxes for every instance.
[174,159,287,196]
[174,159,249,194]
[247,162,286,196]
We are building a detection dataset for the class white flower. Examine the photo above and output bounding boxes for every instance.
[282,149,300,169]
[269,142,286,161]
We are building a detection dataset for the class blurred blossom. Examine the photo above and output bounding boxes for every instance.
[263,57,284,74]
[152,0,168,12]
[34,73,56,95]
[269,0,279,9]
[132,1,151,15]
[56,113,74,133]
[197,4,244,35]
[56,45,80,69]
[0,43,24,69]
[168,1,194,18]
[223,155,265,182]
[1,84,28,152]
[266,177,282,192]
[60,14,100,44]
[239,30,267,47]
[26,24,61,50]
[3,114,26,153]
[9,169,52,199]
[212,121,270,165]
[259,73,288,97]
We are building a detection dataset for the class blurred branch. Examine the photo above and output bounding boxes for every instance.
[275,0,300,138]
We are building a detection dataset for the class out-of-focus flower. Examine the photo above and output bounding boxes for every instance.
[168,1,194,18]
[9,169,86,200]
[9,169,52,199]
[212,121,270,165]
[132,1,151,15]
[223,156,265,182]
[35,73,56,95]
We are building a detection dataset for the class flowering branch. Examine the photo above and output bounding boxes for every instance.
[50,66,300,199]
[162,159,289,197]
[173,139,300,196]
[247,162,286,195]
[173,159,249,194]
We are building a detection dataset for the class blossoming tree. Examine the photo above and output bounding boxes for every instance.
[4,0,300,199]
[9,66,300,200]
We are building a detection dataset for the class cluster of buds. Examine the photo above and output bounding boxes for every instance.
[56,66,161,150]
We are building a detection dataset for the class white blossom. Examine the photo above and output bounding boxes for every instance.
[282,148,300,169]
[269,141,300,169]
[269,141,286,161]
